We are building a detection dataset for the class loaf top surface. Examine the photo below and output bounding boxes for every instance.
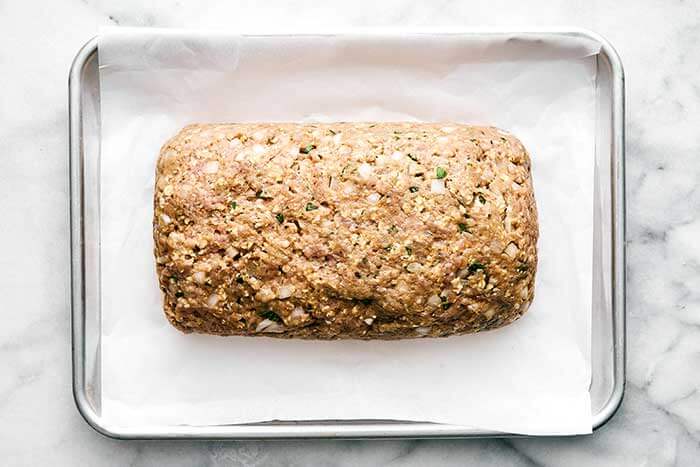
[154,122,538,339]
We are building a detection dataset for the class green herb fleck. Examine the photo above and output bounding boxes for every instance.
[384,244,393,252]
[393,135,400,140]
[230,201,237,210]
[409,186,419,193]
[275,213,285,224]
[388,225,399,234]
[436,167,447,179]
[175,291,184,298]
[441,302,452,310]
[256,190,272,199]
[407,153,418,162]
[516,264,529,273]
[359,298,374,305]
[329,129,337,135]
[259,310,282,322]
[236,276,245,284]
[300,144,317,154]
[478,194,486,204]
[468,262,486,274]
[458,223,469,233]
[405,246,413,256]
[368,124,377,128]
[305,202,318,211]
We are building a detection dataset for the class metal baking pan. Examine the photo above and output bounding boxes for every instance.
[69,29,625,439]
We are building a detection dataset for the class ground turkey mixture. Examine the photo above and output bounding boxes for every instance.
[154,122,538,339]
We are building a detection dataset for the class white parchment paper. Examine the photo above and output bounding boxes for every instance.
[98,28,597,434]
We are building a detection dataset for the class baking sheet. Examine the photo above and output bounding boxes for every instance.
[98,27,597,435]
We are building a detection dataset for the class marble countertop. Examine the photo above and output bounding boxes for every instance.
[2,0,699,465]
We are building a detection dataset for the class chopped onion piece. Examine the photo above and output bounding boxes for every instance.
[358,163,373,179]
[520,286,529,300]
[505,242,519,258]
[291,307,307,318]
[255,319,286,333]
[278,285,294,299]
[204,160,219,174]
[406,262,422,273]
[192,271,206,284]
[367,192,381,204]
[427,294,442,307]
[431,179,445,194]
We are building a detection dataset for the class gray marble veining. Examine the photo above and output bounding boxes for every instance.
[2,0,699,465]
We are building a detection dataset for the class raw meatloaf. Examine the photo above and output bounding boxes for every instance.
[154,123,538,339]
